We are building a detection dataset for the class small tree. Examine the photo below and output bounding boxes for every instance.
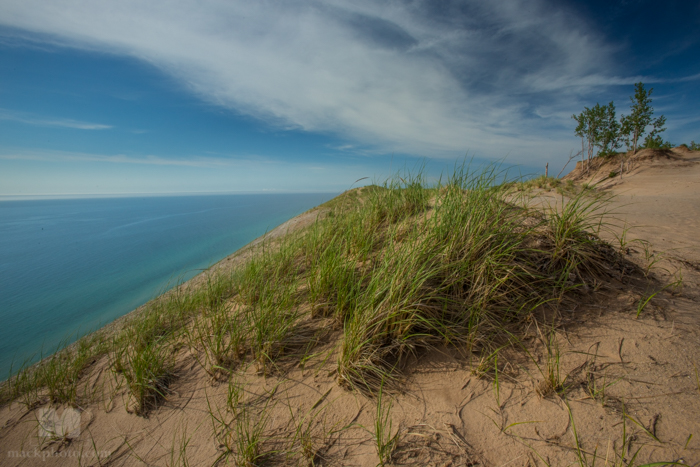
[641,114,668,148]
[643,135,673,149]
[598,101,621,156]
[620,82,665,154]
[572,102,620,169]
[572,110,588,169]
[587,104,605,161]
[572,104,602,169]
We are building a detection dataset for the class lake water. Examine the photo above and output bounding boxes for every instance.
[0,193,335,380]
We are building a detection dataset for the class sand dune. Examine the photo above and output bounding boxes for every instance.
[566,147,700,264]
[2,153,700,466]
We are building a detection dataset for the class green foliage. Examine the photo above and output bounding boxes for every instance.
[572,110,589,154]
[370,380,399,467]
[643,134,673,149]
[620,82,666,154]
[336,166,616,394]
[533,327,568,397]
[598,101,622,155]
[572,106,599,162]
[690,140,700,151]
[233,403,269,467]
[573,82,670,168]
[646,113,667,144]
[515,175,564,193]
[564,399,683,467]
[3,165,624,423]
[2,333,107,409]
[112,321,175,415]
[572,101,620,161]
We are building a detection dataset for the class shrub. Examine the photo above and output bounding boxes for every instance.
[643,134,673,149]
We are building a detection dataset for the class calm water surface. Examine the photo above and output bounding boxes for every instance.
[0,193,335,379]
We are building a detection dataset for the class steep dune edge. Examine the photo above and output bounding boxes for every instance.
[563,146,700,188]
[1,175,700,466]
[565,146,700,265]
[0,205,330,375]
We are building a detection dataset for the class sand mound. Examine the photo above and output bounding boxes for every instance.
[563,147,699,187]
[673,144,693,153]
[2,174,700,466]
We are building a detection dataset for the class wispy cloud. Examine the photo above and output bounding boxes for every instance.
[0,148,367,195]
[0,149,243,167]
[0,109,113,130]
[673,72,700,83]
[0,0,661,161]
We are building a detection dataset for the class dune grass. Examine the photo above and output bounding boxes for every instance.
[513,174,577,195]
[373,380,399,466]
[2,164,627,418]
[3,163,667,467]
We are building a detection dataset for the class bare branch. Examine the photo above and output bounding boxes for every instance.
[557,150,582,178]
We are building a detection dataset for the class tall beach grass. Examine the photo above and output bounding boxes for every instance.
[2,164,626,410]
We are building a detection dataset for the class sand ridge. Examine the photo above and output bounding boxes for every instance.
[2,155,700,466]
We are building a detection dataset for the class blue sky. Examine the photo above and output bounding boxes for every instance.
[1,0,698,195]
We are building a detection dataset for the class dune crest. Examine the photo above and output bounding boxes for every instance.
[2,162,700,466]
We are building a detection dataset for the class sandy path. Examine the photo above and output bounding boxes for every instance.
[602,150,700,264]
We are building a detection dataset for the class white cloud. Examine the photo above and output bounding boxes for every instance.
[0,0,629,162]
[0,147,372,195]
[0,109,113,130]
[0,149,236,167]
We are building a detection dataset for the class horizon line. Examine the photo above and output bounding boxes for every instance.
[0,190,343,201]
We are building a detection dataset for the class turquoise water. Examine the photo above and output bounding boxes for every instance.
[0,193,335,380]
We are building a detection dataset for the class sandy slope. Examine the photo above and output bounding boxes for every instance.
[567,147,700,265]
[2,154,700,466]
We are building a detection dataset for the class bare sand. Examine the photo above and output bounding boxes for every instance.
[1,150,699,466]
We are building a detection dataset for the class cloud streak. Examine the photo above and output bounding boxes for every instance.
[0,109,113,130]
[0,149,243,167]
[0,0,649,162]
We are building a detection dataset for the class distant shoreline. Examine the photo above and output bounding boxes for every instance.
[0,191,340,202]
[0,203,328,383]
[93,205,327,339]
